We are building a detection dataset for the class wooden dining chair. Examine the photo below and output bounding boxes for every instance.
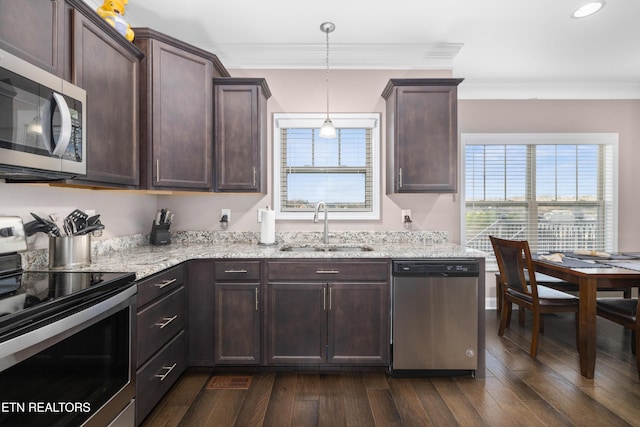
[596,297,640,380]
[490,236,580,358]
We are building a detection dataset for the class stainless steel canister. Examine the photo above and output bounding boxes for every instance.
[48,235,91,269]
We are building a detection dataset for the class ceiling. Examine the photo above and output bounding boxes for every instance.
[107,0,639,99]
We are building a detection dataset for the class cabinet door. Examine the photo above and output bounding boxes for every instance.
[214,79,269,193]
[72,9,140,186]
[187,260,215,366]
[214,283,261,364]
[328,282,389,364]
[383,79,462,194]
[146,41,213,190]
[267,283,326,364]
[396,85,457,192]
[0,0,64,76]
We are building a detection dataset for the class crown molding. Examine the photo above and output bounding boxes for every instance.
[195,42,464,70]
[458,80,640,100]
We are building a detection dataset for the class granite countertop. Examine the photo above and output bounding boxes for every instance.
[22,231,486,280]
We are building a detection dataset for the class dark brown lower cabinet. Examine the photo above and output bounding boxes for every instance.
[267,283,327,364]
[266,260,390,365]
[328,282,389,364]
[214,283,261,364]
[187,260,215,366]
[213,260,262,365]
[135,265,186,425]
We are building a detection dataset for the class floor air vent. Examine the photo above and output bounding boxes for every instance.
[206,375,253,390]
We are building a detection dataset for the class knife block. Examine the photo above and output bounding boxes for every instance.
[150,221,171,245]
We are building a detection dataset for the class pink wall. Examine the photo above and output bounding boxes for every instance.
[458,99,640,251]
[1,69,638,254]
[180,69,639,250]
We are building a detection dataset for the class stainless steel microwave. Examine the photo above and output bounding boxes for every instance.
[0,48,86,181]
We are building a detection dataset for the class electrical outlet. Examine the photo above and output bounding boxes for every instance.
[257,209,262,223]
[221,208,230,223]
[401,209,411,223]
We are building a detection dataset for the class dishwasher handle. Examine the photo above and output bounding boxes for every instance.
[393,271,479,278]
[392,260,480,277]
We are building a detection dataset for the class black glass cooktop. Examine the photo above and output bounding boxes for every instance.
[0,270,135,335]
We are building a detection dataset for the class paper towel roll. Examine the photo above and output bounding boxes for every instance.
[260,209,276,245]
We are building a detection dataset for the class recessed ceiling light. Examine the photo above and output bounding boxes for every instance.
[571,1,606,19]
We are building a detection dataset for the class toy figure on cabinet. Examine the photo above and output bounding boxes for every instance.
[97,0,135,42]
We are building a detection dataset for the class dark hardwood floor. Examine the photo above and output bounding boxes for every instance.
[142,311,640,426]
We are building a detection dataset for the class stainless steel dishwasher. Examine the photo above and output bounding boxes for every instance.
[391,259,479,376]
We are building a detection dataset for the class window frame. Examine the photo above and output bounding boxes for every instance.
[273,113,381,220]
[460,133,619,258]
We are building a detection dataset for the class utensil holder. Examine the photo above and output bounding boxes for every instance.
[49,235,91,269]
[150,221,171,245]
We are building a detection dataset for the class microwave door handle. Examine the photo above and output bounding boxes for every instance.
[50,92,72,156]
[40,98,53,153]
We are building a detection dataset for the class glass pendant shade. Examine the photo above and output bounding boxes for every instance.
[319,118,336,138]
[320,22,337,139]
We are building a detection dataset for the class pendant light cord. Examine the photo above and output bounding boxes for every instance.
[325,26,330,120]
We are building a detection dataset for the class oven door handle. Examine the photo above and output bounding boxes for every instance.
[0,285,136,372]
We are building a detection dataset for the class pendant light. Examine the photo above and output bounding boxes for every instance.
[319,21,336,139]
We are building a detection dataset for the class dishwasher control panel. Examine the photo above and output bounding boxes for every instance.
[392,260,479,276]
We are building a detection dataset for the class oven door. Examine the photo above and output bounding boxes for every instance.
[0,285,136,427]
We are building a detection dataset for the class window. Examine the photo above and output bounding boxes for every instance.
[461,133,618,257]
[273,113,380,220]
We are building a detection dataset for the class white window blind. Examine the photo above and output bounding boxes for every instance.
[273,113,380,220]
[462,134,618,256]
[281,128,372,210]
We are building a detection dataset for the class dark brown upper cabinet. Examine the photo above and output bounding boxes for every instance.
[214,78,271,193]
[0,0,65,77]
[134,28,229,191]
[382,78,463,193]
[70,4,143,187]
[0,0,144,188]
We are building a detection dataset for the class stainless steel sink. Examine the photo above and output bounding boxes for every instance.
[280,245,374,252]
[328,246,374,252]
[280,246,326,252]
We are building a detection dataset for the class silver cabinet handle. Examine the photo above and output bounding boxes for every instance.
[155,363,177,381]
[316,270,340,274]
[156,315,178,329]
[323,284,327,310]
[156,159,160,181]
[154,278,176,289]
[399,167,403,188]
[253,167,257,186]
[224,269,248,274]
[329,285,332,310]
[255,287,259,311]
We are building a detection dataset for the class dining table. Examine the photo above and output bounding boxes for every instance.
[532,255,640,379]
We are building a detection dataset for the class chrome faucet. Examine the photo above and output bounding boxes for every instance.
[313,201,329,244]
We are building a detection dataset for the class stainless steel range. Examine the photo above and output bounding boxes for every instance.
[0,216,137,426]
